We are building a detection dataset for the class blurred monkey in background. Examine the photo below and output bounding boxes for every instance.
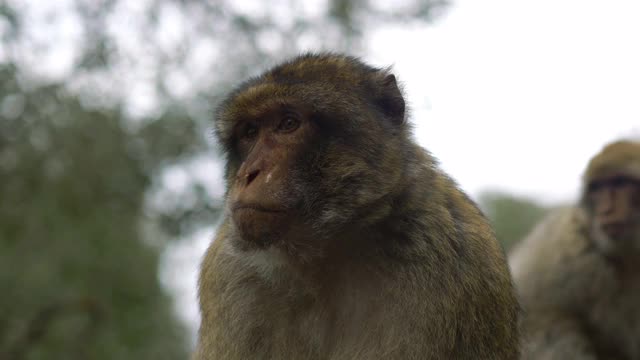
[510,139,640,359]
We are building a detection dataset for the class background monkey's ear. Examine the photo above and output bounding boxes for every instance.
[376,74,405,125]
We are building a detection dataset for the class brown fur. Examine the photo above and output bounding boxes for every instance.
[583,140,640,182]
[510,139,640,360]
[195,53,520,360]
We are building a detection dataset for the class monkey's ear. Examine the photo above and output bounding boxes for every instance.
[376,74,405,125]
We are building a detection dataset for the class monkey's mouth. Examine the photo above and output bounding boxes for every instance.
[601,223,627,238]
[231,203,287,214]
[231,203,291,247]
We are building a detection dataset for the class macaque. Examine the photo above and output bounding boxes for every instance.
[510,139,640,359]
[195,53,520,360]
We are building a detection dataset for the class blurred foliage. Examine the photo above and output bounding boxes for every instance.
[0,63,197,359]
[1,0,449,116]
[478,191,553,252]
[0,0,449,358]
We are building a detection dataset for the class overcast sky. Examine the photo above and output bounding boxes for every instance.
[164,0,640,340]
[369,0,640,204]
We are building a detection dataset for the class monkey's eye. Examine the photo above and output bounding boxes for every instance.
[243,123,259,139]
[276,116,301,133]
[609,176,634,188]
[587,181,604,194]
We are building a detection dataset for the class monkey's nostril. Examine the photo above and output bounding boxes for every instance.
[246,169,260,185]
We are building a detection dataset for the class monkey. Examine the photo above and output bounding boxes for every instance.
[509,139,640,359]
[194,52,520,360]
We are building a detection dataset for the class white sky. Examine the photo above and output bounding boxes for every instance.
[369,0,640,204]
[165,0,640,342]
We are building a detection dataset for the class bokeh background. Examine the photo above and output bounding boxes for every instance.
[1,0,638,358]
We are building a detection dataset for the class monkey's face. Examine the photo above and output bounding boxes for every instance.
[222,99,405,253]
[216,54,408,256]
[225,103,317,248]
[584,174,640,256]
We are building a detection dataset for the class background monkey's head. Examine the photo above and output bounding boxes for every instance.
[581,139,640,257]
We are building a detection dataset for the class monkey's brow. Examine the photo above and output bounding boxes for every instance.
[281,106,302,117]
[232,103,299,125]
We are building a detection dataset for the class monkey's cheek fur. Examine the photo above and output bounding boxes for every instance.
[232,208,289,247]
[593,224,640,255]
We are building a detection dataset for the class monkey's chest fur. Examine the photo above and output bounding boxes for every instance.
[587,273,640,359]
[204,251,446,359]
[197,239,515,360]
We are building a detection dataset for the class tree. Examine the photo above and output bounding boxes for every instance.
[478,190,552,252]
[0,63,203,359]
